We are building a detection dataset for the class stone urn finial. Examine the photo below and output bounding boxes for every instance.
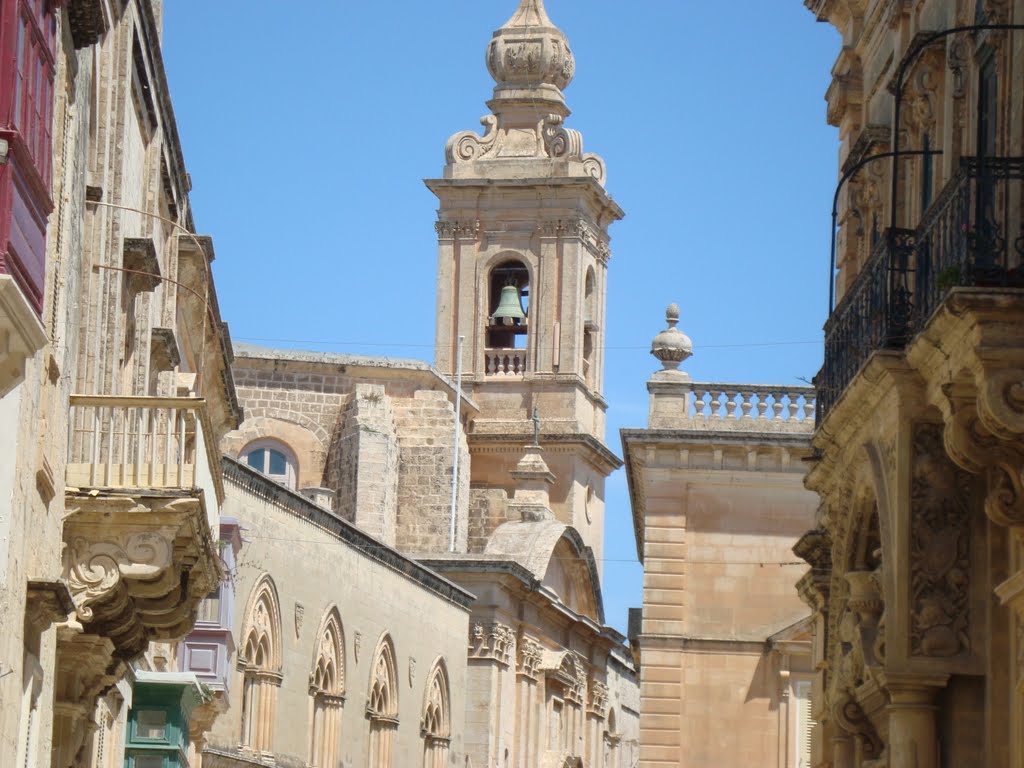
[650,303,693,372]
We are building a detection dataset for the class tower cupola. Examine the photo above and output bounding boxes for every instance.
[486,0,575,115]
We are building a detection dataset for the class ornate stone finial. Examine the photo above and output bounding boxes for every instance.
[509,443,556,522]
[444,0,607,185]
[650,303,693,372]
[487,0,574,106]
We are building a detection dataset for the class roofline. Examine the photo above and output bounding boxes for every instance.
[222,457,476,610]
[469,432,623,472]
[423,176,625,221]
[231,344,479,416]
[620,427,814,563]
[421,553,618,636]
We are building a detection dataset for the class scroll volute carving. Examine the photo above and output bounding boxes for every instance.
[978,367,1024,442]
[910,423,972,658]
[942,382,1024,528]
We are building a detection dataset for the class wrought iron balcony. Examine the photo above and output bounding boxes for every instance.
[818,156,1024,424]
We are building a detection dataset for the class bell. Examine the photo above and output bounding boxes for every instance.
[492,283,526,325]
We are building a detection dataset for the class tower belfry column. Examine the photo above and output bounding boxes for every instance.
[426,0,624,573]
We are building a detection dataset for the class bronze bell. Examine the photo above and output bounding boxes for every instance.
[492,283,526,325]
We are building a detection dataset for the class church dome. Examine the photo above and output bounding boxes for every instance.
[486,0,575,97]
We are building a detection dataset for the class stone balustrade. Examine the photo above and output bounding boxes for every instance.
[485,348,528,376]
[648,379,816,433]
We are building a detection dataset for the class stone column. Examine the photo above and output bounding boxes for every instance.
[831,732,854,768]
[884,674,946,768]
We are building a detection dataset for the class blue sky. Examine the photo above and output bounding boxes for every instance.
[162,1,841,635]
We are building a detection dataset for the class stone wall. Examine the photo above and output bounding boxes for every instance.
[394,389,469,553]
[208,460,472,767]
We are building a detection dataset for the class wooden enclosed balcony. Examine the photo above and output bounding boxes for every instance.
[818,156,1024,423]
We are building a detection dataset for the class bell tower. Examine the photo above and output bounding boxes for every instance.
[426,0,623,572]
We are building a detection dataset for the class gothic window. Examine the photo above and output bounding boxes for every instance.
[367,634,399,768]
[309,609,345,768]
[242,440,298,490]
[239,576,282,754]
[421,660,451,768]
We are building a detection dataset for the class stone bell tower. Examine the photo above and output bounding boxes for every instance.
[426,0,623,571]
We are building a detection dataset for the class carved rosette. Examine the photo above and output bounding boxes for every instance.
[469,622,516,666]
[910,423,972,658]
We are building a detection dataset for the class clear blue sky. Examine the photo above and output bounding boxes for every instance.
[162,1,841,635]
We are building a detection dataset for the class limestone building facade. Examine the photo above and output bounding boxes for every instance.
[796,1,1024,766]
[623,307,819,767]
[206,1,640,766]
[1,2,240,768]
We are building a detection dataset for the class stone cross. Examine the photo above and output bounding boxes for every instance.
[532,406,540,446]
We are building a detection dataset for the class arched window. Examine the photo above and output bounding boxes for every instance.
[309,609,345,768]
[367,634,398,768]
[239,576,282,754]
[604,708,620,768]
[485,259,530,375]
[583,267,596,387]
[421,660,451,768]
[241,439,297,490]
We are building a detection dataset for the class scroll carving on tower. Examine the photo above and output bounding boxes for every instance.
[909,423,971,657]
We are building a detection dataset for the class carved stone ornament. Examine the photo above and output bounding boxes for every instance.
[587,679,610,718]
[354,631,362,663]
[294,603,304,639]
[408,656,416,688]
[978,368,1024,441]
[435,219,480,241]
[517,634,544,679]
[469,622,516,666]
[910,423,972,658]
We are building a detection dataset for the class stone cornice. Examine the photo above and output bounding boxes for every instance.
[222,458,475,610]
[467,432,622,472]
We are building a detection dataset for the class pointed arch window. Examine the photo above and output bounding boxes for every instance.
[367,634,398,768]
[309,609,345,768]
[421,660,451,768]
[239,577,282,755]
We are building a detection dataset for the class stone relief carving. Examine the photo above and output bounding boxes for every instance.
[64,532,174,622]
[408,656,416,688]
[294,603,304,639]
[445,115,498,164]
[470,622,516,666]
[354,631,362,663]
[445,112,606,184]
[979,368,1024,440]
[910,423,971,657]
[588,679,610,718]
[435,220,481,241]
[517,635,544,679]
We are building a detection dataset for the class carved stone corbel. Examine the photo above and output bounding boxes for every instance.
[978,367,1024,441]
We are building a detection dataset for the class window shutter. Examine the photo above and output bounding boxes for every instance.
[794,681,815,768]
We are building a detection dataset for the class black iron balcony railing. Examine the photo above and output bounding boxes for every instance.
[818,228,914,420]
[915,157,1024,324]
[818,156,1024,424]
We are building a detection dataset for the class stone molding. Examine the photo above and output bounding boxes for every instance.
[0,273,48,395]
[469,621,516,666]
